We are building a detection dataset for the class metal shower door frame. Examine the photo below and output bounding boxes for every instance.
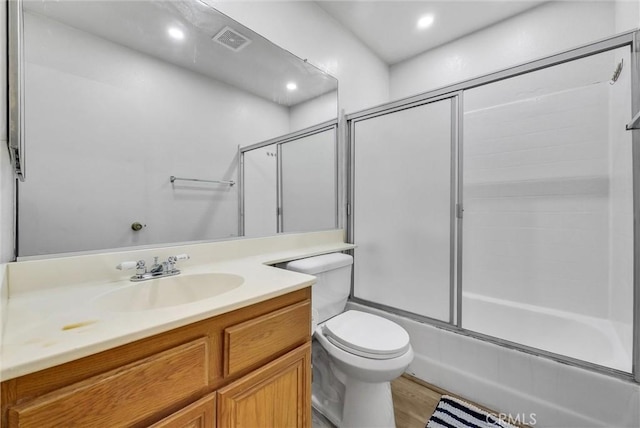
[631,31,640,384]
[238,120,339,236]
[347,92,460,326]
[346,29,640,383]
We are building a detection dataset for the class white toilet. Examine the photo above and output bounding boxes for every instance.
[286,253,414,428]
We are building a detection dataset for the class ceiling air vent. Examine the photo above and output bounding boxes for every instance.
[213,26,251,52]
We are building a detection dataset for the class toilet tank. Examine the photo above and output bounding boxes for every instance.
[285,253,353,324]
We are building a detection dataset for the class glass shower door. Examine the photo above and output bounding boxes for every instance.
[280,126,337,233]
[461,47,634,372]
[352,98,455,322]
[242,145,278,238]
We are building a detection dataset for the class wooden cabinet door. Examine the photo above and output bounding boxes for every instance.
[217,343,311,428]
[150,393,216,428]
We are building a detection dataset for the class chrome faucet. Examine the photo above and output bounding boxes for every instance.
[116,254,190,282]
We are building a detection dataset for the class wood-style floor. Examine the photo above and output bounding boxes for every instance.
[391,375,444,428]
[391,375,527,428]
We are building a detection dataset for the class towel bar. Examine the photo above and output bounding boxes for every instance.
[169,176,235,186]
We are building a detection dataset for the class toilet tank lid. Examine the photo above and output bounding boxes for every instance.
[285,253,353,275]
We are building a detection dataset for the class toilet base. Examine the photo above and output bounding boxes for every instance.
[341,378,395,428]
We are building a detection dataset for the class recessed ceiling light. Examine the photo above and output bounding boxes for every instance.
[286,82,298,91]
[417,14,435,30]
[168,27,185,40]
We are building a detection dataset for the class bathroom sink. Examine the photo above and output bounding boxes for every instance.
[95,273,244,311]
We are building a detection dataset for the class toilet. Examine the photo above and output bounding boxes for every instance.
[285,253,414,428]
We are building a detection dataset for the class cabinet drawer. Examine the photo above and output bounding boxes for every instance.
[224,300,310,377]
[8,338,209,428]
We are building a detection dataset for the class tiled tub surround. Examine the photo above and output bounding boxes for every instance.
[0,230,354,381]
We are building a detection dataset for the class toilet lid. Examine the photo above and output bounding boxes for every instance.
[322,310,410,360]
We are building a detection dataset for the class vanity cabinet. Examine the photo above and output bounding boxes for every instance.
[1,287,311,428]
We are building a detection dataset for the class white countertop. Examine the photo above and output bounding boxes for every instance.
[0,230,355,381]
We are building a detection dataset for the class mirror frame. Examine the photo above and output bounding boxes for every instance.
[8,0,26,181]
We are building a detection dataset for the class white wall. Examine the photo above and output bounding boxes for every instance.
[19,12,290,256]
[289,90,337,131]
[211,1,390,114]
[0,0,15,263]
[390,1,618,101]
[615,0,640,31]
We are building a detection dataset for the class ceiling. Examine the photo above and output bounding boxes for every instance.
[24,1,337,107]
[316,1,547,65]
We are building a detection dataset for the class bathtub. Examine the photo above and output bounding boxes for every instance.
[347,301,640,427]
[462,292,632,373]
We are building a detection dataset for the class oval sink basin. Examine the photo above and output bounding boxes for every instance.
[95,273,244,312]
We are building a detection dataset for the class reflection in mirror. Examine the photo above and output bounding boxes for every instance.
[16,0,338,257]
[240,123,338,238]
[242,145,279,237]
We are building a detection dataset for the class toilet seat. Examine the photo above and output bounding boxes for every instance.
[321,310,410,360]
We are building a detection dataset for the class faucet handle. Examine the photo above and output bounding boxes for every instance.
[164,254,189,273]
[167,254,189,263]
[117,260,146,276]
[116,260,141,270]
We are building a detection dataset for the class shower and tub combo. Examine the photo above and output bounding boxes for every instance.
[342,30,639,427]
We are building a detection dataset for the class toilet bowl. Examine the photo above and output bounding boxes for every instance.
[316,310,414,383]
[285,254,414,428]
[314,310,414,428]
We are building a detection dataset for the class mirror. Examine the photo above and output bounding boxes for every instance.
[13,0,338,257]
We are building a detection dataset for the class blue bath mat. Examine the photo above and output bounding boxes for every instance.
[426,395,518,428]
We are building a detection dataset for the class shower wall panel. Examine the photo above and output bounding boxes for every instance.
[463,83,611,317]
[352,99,453,322]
